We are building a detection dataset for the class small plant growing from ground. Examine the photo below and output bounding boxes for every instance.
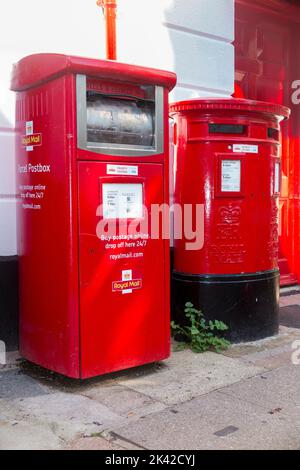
[171,302,231,353]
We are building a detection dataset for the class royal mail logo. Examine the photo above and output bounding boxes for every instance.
[22,133,42,148]
[112,279,142,292]
[23,121,42,152]
[113,269,142,295]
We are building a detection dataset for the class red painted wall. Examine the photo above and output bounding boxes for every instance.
[235,0,300,285]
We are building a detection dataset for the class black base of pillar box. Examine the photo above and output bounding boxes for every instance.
[0,256,19,351]
[172,269,280,343]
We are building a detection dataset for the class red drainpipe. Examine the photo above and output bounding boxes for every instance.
[97,0,117,60]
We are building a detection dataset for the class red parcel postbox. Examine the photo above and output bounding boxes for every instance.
[11,54,176,378]
[170,98,290,342]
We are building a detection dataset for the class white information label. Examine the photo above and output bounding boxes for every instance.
[103,183,143,219]
[221,160,241,192]
[233,144,258,154]
[107,165,138,176]
[275,162,280,194]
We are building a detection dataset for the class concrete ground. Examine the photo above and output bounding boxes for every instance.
[1,289,300,450]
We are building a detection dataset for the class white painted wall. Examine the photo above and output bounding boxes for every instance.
[116,0,234,100]
[0,0,234,256]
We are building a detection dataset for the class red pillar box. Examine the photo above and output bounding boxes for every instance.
[170,98,290,342]
[11,54,176,378]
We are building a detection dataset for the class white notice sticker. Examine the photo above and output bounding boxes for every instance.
[221,160,241,192]
[233,144,258,154]
[103,183,143,219]
[107,165,138,176]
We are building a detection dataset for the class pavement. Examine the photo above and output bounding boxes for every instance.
[1,288,300,450]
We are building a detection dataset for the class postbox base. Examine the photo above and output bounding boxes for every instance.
[172,269,280,343]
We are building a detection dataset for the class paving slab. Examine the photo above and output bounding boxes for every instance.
[280,294,300,307]
[280,305,300,329]
[18,360,164,395]
[252,351,294,369]
[0,369,50,400]
[219,364,300,422]
[118,350,265,406]
[112,390,300,450]
[0,351,22,372]
[81,384,167,418]
[1,325,300,450]
[0,398,21,421]
[0,420,61,450]
[67,436,125,450]
[237,343,295,370]
[9,392,126,441]
[223,327,300,360]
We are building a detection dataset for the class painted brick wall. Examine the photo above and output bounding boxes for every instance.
[0,0,234,256]
[115,0,234,101]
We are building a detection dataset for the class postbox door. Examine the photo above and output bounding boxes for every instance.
[78,161,169,378]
